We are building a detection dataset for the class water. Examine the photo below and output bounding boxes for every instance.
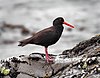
[0,0,100,59]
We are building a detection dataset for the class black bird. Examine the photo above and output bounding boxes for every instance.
[18,17,74,62]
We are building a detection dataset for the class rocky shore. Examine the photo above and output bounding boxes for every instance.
[0,35,100,78]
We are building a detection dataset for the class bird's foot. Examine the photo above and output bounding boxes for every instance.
[46,56,54,63]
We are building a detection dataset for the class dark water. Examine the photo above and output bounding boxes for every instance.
[0,0,100,59]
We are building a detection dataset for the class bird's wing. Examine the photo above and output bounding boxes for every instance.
[18,26,56,46]
[30,26,56,43]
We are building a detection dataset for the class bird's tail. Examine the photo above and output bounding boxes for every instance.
[18,37,32,47]
[18,41,26,47]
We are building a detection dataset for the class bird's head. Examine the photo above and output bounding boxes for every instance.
[53,17,74,28]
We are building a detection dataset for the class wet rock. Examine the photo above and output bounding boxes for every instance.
[62,35,100,57]
[79,27,85,31]
[66,28,72,32]
[61,49,71,58]
[2,40,15,44]
[0,22,36,45]
[21,28,30,36]
[1,22,30,35]
[0,35,100,78]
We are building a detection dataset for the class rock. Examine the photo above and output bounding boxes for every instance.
[1,22,31,35]
[0,35,100,78]
[0,22,36,44]
[2,40,15,44]
[66,28,72,32]
[62,35,100,57]
[79,27,85,31]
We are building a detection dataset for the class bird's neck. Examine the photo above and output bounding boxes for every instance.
[54,25,64,33]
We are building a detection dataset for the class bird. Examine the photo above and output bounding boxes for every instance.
[18,17,74,63]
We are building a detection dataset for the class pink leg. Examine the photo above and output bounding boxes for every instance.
[45,47,53,63]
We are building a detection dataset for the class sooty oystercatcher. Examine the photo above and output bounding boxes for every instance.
[18,17,74,63]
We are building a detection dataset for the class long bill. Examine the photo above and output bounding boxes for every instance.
[63,22,74,28]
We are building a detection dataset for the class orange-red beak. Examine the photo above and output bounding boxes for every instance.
[63,22,74,28]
